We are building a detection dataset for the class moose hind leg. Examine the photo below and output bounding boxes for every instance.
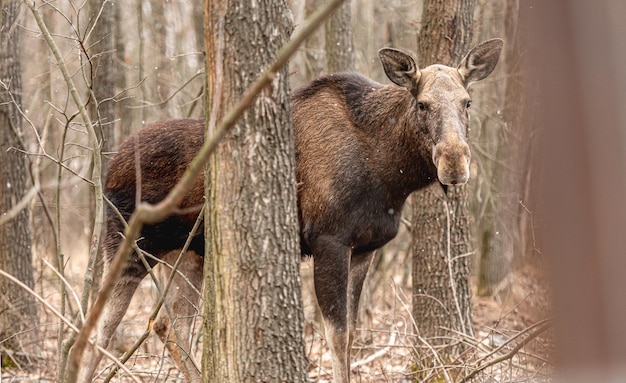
[312,235,352,383]
[153,251,203,382]
[77,261,148,382]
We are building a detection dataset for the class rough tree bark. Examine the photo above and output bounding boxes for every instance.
[411,0,476,360]
[0,0,39,368]
[202,0,308,381]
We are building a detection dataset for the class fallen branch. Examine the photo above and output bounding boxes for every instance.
[458,319,551,383]
[351,331,398,369]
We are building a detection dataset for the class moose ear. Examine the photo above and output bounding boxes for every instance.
[458,38,503,85]
[379,48,421,92]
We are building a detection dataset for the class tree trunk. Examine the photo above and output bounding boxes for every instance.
[202,1,307,382]
[325,0,354,72]
[411,185,473,354]
[86,0,117,308]
[474,0,528,298]
[411,0,476,361]
[0,0,39,368]
[303,0,325,79]
[89,0,116,169]
[114,1,133,140]
[417,0,475,66]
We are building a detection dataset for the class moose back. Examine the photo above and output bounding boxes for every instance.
[76,38,503,383]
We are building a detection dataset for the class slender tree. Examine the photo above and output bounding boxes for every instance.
[86,0,117,309]
[411,0,476,360]
[474,0,532,297]
[0,0,39,368]
[202,0,308,381]
[114,0,133,140]
[303,0,325,80]
[325,0,353,72]
[88,0,116,165]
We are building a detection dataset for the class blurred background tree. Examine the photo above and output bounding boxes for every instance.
[0,0,544,380]
[0,0,39,368]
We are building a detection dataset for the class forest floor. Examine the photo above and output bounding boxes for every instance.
[301,254,554,383]
[1,247,553,383]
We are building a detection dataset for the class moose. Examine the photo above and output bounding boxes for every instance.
[76,38,503,382]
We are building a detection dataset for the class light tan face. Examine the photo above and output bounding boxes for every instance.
[416,65,472,185]
[378,38,503,186]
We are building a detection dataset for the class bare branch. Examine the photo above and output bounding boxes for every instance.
[0,184,39,226]
[350,331,397,369]
[102,205,205,382]
[0,269,141,383]
[128,70,205,109]
[27,2,108,378]
[458,319,552,383]
[63,1,348,382]
[42,259,85,324]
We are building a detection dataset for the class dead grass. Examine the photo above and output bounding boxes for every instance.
[1,245,553,382]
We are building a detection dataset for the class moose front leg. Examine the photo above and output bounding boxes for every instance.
[312,235,352,383]
[347,251,375,360]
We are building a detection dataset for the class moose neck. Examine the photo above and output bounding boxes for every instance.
[355,85,439,205]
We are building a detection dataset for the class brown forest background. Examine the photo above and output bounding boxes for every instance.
[22,0,536,306]
[0,0,558,382]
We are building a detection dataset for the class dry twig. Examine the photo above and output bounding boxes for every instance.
[58,0,348,381]
[458,319,551,383]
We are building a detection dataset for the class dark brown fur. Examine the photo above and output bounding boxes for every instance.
[78,39,503,383]
[294,73,435,256]
[104,119,205,265]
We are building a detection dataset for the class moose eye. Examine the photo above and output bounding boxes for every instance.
[465,100,472,108]
[417,102,426,111]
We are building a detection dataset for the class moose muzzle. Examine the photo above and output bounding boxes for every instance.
[432,139,471,185]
